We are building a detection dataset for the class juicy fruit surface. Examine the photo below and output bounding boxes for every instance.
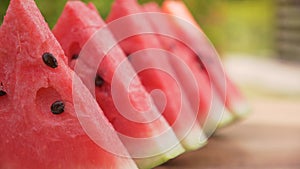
[53,1,184,168]
[142,3,236,135]
[53,1,172,138]
[142,2,212,125]
[162,0,250,118]
[0,0,137,168]
[107,0,206,150]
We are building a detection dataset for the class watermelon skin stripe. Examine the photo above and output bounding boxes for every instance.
[0,0,137,168]
[52,1,185,169]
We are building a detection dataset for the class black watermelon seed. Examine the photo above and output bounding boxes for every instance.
[71,54,79,60]
[42,52,58,68]
[51,101,65,115]
[0,90,6,96]
[95,74,105,87]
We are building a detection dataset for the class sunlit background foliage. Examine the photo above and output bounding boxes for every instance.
[0,0,275,57]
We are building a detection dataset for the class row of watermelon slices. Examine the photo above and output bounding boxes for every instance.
[0,0,250,168]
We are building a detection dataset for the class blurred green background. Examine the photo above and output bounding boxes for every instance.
[0,0,275,57]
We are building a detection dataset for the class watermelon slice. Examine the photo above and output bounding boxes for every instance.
[142,3,209,123]
[52,1,184,168]
[162,0,250,119]
[142,3,234,133]
[106,0,207,151]
[0,0,138,168]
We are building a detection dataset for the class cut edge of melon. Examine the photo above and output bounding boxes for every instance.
[218,108,236,128]
[134,143,185,169]
[230,100,252,119]
[180,126,207,151]
[219,103,252,129]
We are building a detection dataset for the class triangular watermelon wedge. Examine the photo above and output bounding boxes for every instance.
[141,2,234,134]
[106,0,207,151]
[162,0,250,120]
[52,1,185,168]
[0,0,137,168]
[141,3,210,126]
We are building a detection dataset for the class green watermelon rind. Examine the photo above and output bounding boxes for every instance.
[219,102,251,128]
[135,144,185,169]
[218,103,251,129]
[231,101,252,119]
[181,129,207,151]
[217,109,236,128]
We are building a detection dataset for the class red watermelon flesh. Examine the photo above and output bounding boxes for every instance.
[142,3,234,132]
[162,0,250,118]
[106,0,207,151]
[52,1,185,168]
[0,0,138,168]
[142,3,211,125]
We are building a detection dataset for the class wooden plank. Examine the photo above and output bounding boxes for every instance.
[277,42,300,60]
[278,18,300,27]
[278,6,300,17]
[156,98,300,169]
[277,0,300,6]
[277,42,300,53]
[276,0,300,61]
[277,31,300,42]
[277,24,300,31]
[277,35,300,44]
[277,5,300,19]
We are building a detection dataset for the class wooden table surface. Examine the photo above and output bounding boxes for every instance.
[156,97,300,169]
